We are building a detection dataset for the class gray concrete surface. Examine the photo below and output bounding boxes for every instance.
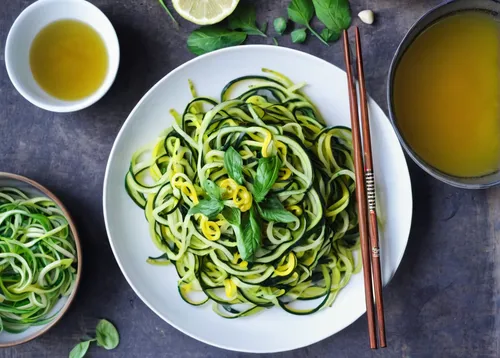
[1,0,499,357]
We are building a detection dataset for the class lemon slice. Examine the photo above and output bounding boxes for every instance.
[172,0,240,25]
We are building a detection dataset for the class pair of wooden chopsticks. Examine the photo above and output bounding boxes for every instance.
[342,27,386,349]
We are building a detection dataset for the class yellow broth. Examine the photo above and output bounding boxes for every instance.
[394,12,500,177]
[30,19,108,101]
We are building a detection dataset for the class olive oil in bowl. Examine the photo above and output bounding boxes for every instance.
[30,19,108,101]
[393,12,500,178]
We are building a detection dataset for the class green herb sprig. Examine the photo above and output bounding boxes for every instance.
[228,4,267,37]
[69,319,119,358]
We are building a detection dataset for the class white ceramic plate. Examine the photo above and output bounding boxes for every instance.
[103,45,412,353]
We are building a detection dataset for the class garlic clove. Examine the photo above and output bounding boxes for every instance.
[358,10,375,25]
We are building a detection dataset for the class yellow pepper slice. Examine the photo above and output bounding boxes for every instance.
[220,178,238,199]
[224,278,237,299]
[261,129,273,157]
[274,252,296,276]
[201,217,221,241]
[233,185,252,212]
[278,167,292,181]
[275,140,287,158]
[287,205,302,216]
[181,183,199,204]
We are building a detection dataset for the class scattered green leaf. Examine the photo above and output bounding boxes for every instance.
[287,0,328,45]
[291,28,307,43]
[228,4,267,37]
[257,196,297,223]
[273,17,288,35]
[312,0,351,37]
[240,207,261,261]
[320,28,340,42]
[272,37,279,46]
[158,0,180,28]
[261,21,268,34]
[222,206,241,226]
[203,180,221,200]
[287,0,314,26]
[189,198,224,219]
[223,207,246,259]
[224,146,244,185]
[95,319,119,350]
[252,155,282,202]
[187,27,247,55]
[69,341,92,358]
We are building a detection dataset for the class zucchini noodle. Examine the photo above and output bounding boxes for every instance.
[0,188,78,332]
[126,70,361,317]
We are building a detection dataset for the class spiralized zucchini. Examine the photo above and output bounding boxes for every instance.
[0,188,78,333]
[126,70,361,317]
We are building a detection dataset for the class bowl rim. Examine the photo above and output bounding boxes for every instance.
[0,172,82,348]
[4,0,120,113]
[387,0,500,189]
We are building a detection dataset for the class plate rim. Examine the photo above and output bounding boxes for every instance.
[103,44,413,353]
[0,172,82,348]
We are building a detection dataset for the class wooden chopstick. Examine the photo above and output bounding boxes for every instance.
[354,27,387,348]
[342,28,377,349]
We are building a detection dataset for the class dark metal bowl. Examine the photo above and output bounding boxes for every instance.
[387,0,500,189]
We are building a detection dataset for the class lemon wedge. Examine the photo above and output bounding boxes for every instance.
[172,0,240,25]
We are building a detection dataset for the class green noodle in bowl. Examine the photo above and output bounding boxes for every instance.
[125,69,360,317]
[0,187,78,333]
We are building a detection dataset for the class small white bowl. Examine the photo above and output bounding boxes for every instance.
[5,0,120,113]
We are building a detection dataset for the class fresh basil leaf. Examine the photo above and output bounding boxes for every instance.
[187,27,247,56]
[312,0,351,34]
[222,206,241,226]
[287,0,329,45]
[228,5,267,37]
[203,180,221,200]
[291,28,307,43]
[257,196,297,223]
[69,341,92,358]
[224,146,244,185]
[189,198,224,219]
[273,17,288,35]
[320,28,340,42]
[287,0,314,26]
[95,319,119,350]
[252,156,282,202]
[239,208,261,261]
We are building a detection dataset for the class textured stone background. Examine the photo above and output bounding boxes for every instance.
[1,0,499,357]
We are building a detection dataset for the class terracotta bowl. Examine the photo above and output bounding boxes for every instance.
[0,172,82,347]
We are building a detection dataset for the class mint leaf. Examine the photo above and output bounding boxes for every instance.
[187,27,247,56]
[273,17,288,35]
[287,0,328,45]
[203,180,221,200]
[95,319,119,350]
[222,206,241,226]
[291,28,307,43]
[258,196,297,223]
[224,146,244,185]
[321,28,340,42]
[312,0,351,35]
[288,0,314,26]
[228,4,267,37]
[239,208,261,261]
[189,199,224,219]
[252,156,282,202]
[69,341,92,358]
